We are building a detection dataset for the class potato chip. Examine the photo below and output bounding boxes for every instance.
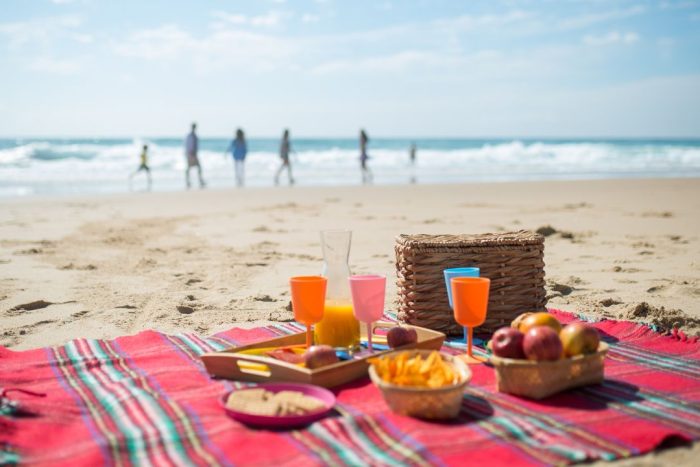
[369,351,460,388]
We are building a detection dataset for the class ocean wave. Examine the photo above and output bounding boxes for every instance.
[1,138,699,195]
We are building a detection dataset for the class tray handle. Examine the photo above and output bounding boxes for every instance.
[201,352,310,382]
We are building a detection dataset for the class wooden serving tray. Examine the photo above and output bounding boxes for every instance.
[200,322,445,388]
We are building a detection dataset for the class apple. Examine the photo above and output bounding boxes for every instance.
[387,326,418,348]
[523,326,563,361]
[491,327,526,359]
[511,312,533,330]
[303,345,339,369]
[560,323,600,357]
[519,312,562,334]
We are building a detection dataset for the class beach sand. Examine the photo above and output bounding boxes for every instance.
[1,178,699,463]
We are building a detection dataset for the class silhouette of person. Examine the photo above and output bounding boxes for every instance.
[359,129,372,184]
[274,129,295,186]
[227,128,247,187]
[129,144,152,191]
[409,142,417,184]
[184,122,206,189]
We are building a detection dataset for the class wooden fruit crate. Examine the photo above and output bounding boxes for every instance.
[200,322,445,388]
[489,343,609,399]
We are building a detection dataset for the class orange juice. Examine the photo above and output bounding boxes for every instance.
[314,300,360,349]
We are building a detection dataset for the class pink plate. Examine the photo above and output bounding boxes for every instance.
[221,383,336,428]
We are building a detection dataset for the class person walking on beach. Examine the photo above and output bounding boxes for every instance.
[185,123,206,189]
[359,129,372,184]
[129,144,152,191]
[409,142,417,184]
[227,128,247,187]
[274,129,295,186]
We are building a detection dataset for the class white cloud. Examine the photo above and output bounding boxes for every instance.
[212,10,284,28]
[250,11,283,27]
[28,56,81,74]
[558,5,646,30]
[312,50,429,74]
[583,31,640,46]
[0,15,84,49]
[434,10,534,31]
[113,24,297,72]
[213,12,247,25]
[301,14,320,23]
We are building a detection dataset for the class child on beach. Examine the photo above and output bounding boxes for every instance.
[274,129,295,186]
[360,129,372,184]
[227,128,247,187]
[185,122,206,189]
[129,144,152,191]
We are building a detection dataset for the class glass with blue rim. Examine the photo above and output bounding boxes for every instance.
[443,267,480,346]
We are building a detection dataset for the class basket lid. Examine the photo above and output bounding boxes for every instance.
[396,230,543,249]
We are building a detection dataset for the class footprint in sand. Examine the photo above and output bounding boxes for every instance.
[641,211,674,218]
[9,300,54,312]
[599,298,623,307]
[252,294,278,303]
[14,248,43,255]
[269,310,294,322]
[176,305,195,314]
[612,266,647,273]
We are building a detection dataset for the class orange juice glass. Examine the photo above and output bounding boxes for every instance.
[451,277,490,364]
[314,300,360,350]
[290,276,327,348]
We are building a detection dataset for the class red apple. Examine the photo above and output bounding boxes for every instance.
[491,327,526,359]
[387,326,418,348]
[303,345,339,369]
[523,326,563,361]
[560,323,600,357]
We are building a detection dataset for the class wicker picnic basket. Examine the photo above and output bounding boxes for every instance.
[395,231,547,335]
[490,343,609,399]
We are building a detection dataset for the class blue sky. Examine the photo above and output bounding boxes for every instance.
[1,0,699,137]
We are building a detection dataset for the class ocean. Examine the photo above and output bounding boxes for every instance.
[1,137,699,197]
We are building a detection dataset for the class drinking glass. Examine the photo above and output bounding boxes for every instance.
[443,267,480,344]
[348,275,386,352]
[290,276,327,348]
[451,277,490,364]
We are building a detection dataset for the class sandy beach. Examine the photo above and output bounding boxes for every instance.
[1,177,699,463]
[2,177,698,349]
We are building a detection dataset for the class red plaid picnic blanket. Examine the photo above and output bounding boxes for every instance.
[2,310,699,466]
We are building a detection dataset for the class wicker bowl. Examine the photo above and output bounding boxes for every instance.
[490,343,609,399]
[368,350,472,420]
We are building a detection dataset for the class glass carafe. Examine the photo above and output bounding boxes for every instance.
[313,230,360,350]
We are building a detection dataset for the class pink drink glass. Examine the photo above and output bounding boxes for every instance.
[348,275,386,352]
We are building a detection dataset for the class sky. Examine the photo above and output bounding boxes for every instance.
[0,0,699,138]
